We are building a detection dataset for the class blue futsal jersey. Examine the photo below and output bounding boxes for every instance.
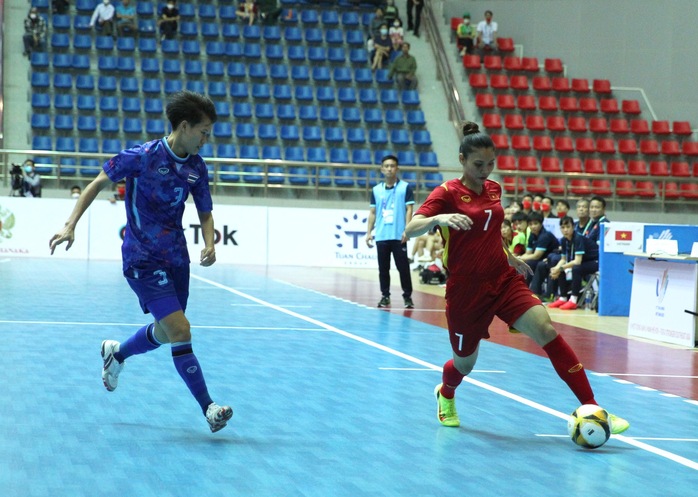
[103,138,213,270]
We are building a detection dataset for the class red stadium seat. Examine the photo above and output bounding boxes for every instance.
[679,183,698,199]
[511,135,532,152]
[525,115,545,132]
[496,155,516,171]
[551,77,570,92]
[517,94,536,112]
[555,137,575,154]
[521,57,540,72]
[489,74,509,90]
[651,120,671,135]
[538,95,558,112]
[579,98,599,113]
[491,134,510,150]
[591,179,613,196]
[575,137,595,154]
[600,98,620,114]
[504,114,524,131]
[588,117,608,134]
[627,160,648,175]
[639,139,660,155]
[567,116,587,133]
[606,159,627,175]
[571,78,590,93]
[497,37,515,53]
[584,159,605,174]
[533,136,553,153]
[518,156,538,171]
[570,179,592,195]
[502,176,524,193]
[609,118,630,134]
[616,180,636,197]
[630,119,650,135]
[544,58,564,73]
[659,181,681,199]
[532,76,552,92]
[496,94,516,110]
[618,138,639,155]
[463,54,481,70]
[559,96,579,112]
[450,17,461,31]
[475,93,495,110]
[541,157,561,172]
[469,73,488,90]
[503,56,523,72]
[547,115,567,133]
[636,181,656,198]
[563,157,583,173]
[484,55,502,71]
[682,141,698,157]
[649,161,669,177]
[525,177,547,194]
[672,121,693,137]
[621,99,642,115]
[548,177,566,194]
[509,75,529,91]
[596,138,616,155]
[592,79,612,94]
[661,140,681,156]
[482,113,502,130]
[670,161,691,177]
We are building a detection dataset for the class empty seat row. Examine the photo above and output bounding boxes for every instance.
[475,93,641,115]
[497,155,698,176]
[469,73,613,95]
[464,55,568,74]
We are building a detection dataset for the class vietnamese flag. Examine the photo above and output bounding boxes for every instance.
[615,230,633,240]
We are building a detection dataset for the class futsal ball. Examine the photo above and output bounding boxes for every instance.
[567,404,611,449]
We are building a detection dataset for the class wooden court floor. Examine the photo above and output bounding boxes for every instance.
[1,258,696,497]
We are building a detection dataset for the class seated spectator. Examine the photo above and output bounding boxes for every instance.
[476,9,498,54]
[520,193,534,216]
[502,219,526,256]
[370,8,386,39]
[159,0,180,41]
[411,227,441,264]
[541,196,554,219]
[389,18,404,51]
[52,0,69,15]
[548,216,600,311]
[23,7,47,57]
[90,0,116,37]
[371,25,392,70]
[519,212,560,288]
[456,12,476,56]
[504,200,522,221]
[257,0,282,25]
[70,185,82,199]
[21,160,42,198]
[574,198,590,236]
[236,0,257,26]
[116,0,137,38]
[583,196,609,246]
[109,180,126,203]
[555,199,570,219]
[388,42,417,89]
[383,0,400,26]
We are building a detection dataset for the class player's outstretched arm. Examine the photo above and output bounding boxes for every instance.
[198,211,216,267]
[50,170,113,254]
[405,213,473,239]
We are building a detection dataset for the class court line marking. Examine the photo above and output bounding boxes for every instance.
[593,373,698,379]
[191,273,698,472]
[379,367,506,373]
[0,320,321,332]
[537,434,698,443]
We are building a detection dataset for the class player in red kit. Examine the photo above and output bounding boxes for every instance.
[404,121,630,434]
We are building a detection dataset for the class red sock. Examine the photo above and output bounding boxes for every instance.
[440,359,464,399]
[542,335,597,405]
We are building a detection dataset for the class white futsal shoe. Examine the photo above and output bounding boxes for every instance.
[101,340,124,392]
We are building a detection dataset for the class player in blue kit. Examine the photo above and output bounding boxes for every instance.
[49,91,233,433]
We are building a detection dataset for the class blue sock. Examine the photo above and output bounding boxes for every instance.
[115,324,161,363]
[171,342,213,414]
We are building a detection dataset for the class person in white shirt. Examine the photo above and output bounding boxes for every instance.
[90,0,116,37]
[476,10,498,54]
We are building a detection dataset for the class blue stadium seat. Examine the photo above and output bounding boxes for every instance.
[307,147,327,163]
[77,115,97,132]
[233,102,252,119]
[206,41,225,57]
[291,66,310,82]
[182,40,201,55]
[73,34,92,51]
[402,90,421,106]
[345,29,364,46]
[354,68,373,85]
[95,36,114,51]
[136,1,154,16]
[214,101,230,117]
[320,106,339,123]
[51,33,70,50]
[186,80,204,93]
[117,37,136,52]
[301,9,319,24]
[136,37,156,53]
[325,127,344,143]
[299,105,318,122]
[419,152,439,167]
[328,47,346,63]
[341,107,361,123]
[228,62,246,79]
[273,84,292,100]
[374,150,393,164]
[178,2,195,17]
[123,118,143,135]
[288,166,310,185]
[32,135,52,150]
[31,113,51,130]
[346,127,367,144]
[102,139,122,154]
[184,60,203,76]
[222,24,240,40]
[100,117,120,133]
[137,18,156,35]
[270,64,289,81]
[141,58,159,73]
[267,164,286,185]
[99,96,119,112]
[143,78,162,94]
[312,66,331,83]
[248,63,267,79]
[305,28,323,44]
[98,76,117,92]
[350,48,369,64]
[117,56,136,72]
[213,122,233,139]
[201,22,220,39]
[145,98,164,115]
[122,97,141,113]
[224,42,242,58]
[199,4,216,19]
[75,74,94,92]
[401,171,417,184]
[97,55,117,71]
[413,131,433,147]
[424,172,444,188]
[217,144,237,158]
[325,29,344,45]
[386,109,405,126]
[398,151,417,166]
[258,124,277,141]
[294,85,313,102]
[146,119,166,135]
[280,124,300,142]
[31,72,50,89]
[277,104,297,121]
[380,89,399,106]
[265,44,284,60]
[263,25,281,41]
[359,89,378,105]
[352,149,373,166]
[364,108,383,124]
[230,82,249,99]
[262,146,282,160]
[75,0,95,12]
[375,69,393,86]
[53,53,72,70]
[31,93,50,109]
[252,83,271,100]
[79,137,99,153]
[308,46,327,62]
[316,87,336,103]
[219,166,241,183]
[74,15,92,31]
[53,73,72,89]
[59,158,78,176]
[77,95,96,111]
[334,168,355,187]
[330,148,350,163]
[313,167,332,186]
[120,77,139,93]
[322,11,340,25]
[163,59,181,74]
[243,25,261,40]
[180,22,198,37]
[287,45,306,63]
[52,14,71,29]
[407,110,426,127]
[333,67,352,85]
[285,146,305,163]
[284,26,302,43]
[369,129,389,145]
[208,81,227,97]
[341,12,360,27]
[391,129,411,146]
[161,39,180,54]
[199,144,213,158]
[54,94,73,110]
[31,52,49,69]
[236,123,256,140]
[303,126,322,142]
[72,54,91,70]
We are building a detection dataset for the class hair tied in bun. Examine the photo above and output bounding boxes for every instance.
[461,121,480,136]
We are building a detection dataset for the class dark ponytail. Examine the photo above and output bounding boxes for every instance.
[459,121,494,158]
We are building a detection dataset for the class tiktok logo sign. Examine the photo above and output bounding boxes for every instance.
[334,213,376,266]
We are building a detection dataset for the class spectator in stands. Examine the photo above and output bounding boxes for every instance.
[371,25,392,71]
[23,7,47,57]
[70,185,82,199]
[236,0,257,26]
[116,0,137,38]
[502,219,527,256]
[388,42,417,89]
[257,0,283,25]
[521,193,534,216]
[158,0,180,41]
[556,199,570,218]
[476,10,498,54]
[21,160,42,198]
[406,0,424,37]
[532,194,544,213]
[519,211,560,286]
[90,0,116,37]
[370,8,386,39]
[511,211,531,248]
[366,154,415,309]
[383,0,400,26]
[411,227,441,264]
[574,198,590,236]
[52,0,69,15]
[109,180,127,203]
[548,216,600,311]
[456,12,476,56]
[540,196,554,219]
[389,17,405,51]
[583,196,609,246]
